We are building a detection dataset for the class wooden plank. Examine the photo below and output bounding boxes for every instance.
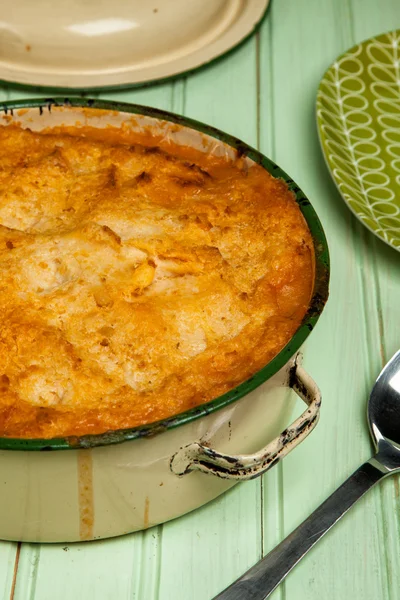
[351,5,400,600]
[100,81,174,111]
[0,88,52,102]
[257,0,398,599]
[350,0,400,42]
[13,531,164,600]
[157,482,262,600]
[0,542,18,600]
[183,37,258,143]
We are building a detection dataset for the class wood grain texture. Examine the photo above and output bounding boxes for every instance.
[1,1,400,598]
[0,543,18,600]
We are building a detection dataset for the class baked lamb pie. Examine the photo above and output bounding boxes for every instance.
[0,124,314,439]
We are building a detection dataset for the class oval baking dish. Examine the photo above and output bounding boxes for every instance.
[0,99,329,542]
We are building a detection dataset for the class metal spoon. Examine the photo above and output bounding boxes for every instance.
[215,350,400,600]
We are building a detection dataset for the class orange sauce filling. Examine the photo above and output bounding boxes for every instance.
[0,123,314,438]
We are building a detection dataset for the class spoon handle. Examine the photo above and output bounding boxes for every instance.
[214,458,388,600]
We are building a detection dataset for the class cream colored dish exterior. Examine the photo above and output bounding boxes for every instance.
[0,101,328,542]
[0,356,316,543]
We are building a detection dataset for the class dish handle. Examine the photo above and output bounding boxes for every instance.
[170,356,321,481]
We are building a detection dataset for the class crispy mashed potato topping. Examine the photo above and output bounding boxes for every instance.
[0,124,314,438]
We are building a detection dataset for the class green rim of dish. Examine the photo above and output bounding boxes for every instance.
[0,97,330,450]
[0,1,271,94]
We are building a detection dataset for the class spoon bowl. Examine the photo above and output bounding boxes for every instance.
[368,350,400,449]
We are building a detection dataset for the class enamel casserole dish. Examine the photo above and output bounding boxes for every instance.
[0,99,329,542]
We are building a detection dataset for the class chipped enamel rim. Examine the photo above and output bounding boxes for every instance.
[0,97,330,451]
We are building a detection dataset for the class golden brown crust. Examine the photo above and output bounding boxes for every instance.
[0,124,314,438]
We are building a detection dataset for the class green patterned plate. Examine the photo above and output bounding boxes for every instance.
[317,29,400,251]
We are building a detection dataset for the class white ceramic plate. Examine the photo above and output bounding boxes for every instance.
[0,0,269,90]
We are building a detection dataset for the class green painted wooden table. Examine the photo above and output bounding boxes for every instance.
[1,1,400,598]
